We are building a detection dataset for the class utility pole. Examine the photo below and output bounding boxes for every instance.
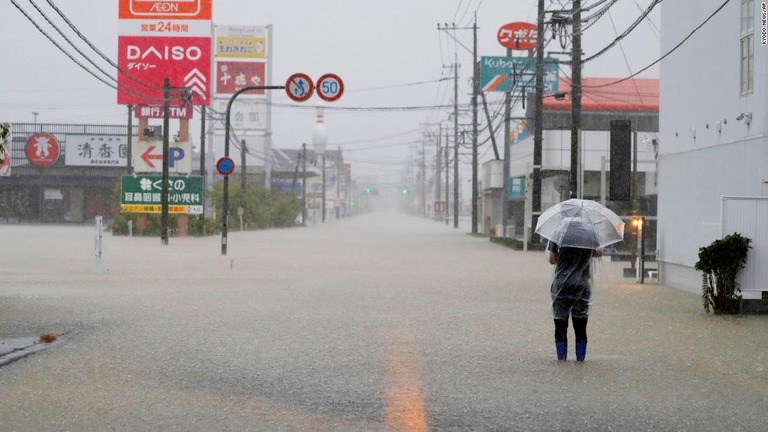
[160,78,170,246]
[445,130,450,226]
[127,104,133,175]
[438,23,473,230]
[199,105,206,232]
[302,143,307,225]
[241,139,246,228]
[337,146,341,219]
[571,0,582,199]
[453,58,460,229]
[502,47,512,238]
[435,124,442,217]
[471,15,480,234]
[532,0,545,241]
[421,135,427,218]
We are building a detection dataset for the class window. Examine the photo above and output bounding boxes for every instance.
[741,0,755,94]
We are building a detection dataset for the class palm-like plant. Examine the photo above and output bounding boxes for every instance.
[694,232,752,314]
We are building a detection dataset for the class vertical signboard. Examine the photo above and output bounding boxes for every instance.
[213,24,270,134]
[117,0,212,106]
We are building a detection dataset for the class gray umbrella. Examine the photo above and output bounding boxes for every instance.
[535,199,625,249]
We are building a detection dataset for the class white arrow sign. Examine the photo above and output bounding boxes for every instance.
[184,68,207,96]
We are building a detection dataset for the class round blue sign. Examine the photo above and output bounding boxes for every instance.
[216,157,235,176]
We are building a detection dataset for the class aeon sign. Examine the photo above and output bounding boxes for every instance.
[117,35,211,106]
[119,0,212,20]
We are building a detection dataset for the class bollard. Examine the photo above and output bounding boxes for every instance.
[128,220,133,237]
[94,216,103,274]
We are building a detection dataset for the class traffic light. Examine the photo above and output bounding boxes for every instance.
[365,187,372,195]
[402,188,409,195]
[630,216,645,233]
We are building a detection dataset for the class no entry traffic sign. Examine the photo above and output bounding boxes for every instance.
[216,156,235,176]
[285,73,314,102]
[316,73,344,102]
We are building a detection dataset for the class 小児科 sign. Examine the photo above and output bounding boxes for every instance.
[120,175,203,214]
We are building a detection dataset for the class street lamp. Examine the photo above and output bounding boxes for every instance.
[312,106,328,223]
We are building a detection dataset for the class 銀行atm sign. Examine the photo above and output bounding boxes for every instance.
[119,0,212,20]
[117,35,211,105]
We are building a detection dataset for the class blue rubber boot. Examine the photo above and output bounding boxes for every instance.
[556,342,567,361]
[575,342,587,362]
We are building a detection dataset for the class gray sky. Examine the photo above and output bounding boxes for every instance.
[0,0,660,190]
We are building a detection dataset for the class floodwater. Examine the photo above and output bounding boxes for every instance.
[1,213,767,431]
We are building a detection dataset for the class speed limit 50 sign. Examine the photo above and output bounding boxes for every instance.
[316,73,344,102]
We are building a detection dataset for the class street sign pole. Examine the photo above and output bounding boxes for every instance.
[161,78,171,245]
[221,85,284,256]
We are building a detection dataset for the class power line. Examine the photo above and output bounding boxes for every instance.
[582,0,732,88]
[348,77,450,93]
[579,0,663,65]
[42,0,164,94]
[608,9,647,107]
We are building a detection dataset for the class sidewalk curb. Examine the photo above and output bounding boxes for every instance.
[0,337,57,368]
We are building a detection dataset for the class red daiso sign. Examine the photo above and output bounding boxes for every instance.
[117,35,211,105]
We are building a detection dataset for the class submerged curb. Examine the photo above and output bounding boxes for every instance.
[0,337,57,368]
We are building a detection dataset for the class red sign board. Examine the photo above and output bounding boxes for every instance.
[117,35,211,105]
[215,61,266,96]
[119,0,212,20]
[497,22,538,50]
[26,133,60,167]
[134,105,193,118]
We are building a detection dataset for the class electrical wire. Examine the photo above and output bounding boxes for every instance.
[608,9,648,108]
[580,0,663,64]
[582,0,732,88]
[42,0,165,94]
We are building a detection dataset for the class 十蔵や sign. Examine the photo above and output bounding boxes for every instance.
[121,174,203,214]
[215,61,266,97]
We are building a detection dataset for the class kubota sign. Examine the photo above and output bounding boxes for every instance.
[119,0,212,20]
[117,35,211,105]
[497,22,538,50]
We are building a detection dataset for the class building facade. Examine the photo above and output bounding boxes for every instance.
[504,78,659,249]
[658,0,768,297]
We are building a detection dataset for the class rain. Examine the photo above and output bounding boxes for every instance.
[2,1,768,431]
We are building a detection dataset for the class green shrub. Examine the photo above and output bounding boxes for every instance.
[694,232,752,314]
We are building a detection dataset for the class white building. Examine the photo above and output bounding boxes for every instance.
[658,0,768,305]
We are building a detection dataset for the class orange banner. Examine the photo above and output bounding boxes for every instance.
[119,0,212,20]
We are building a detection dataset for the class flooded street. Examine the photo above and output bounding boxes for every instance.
[1,214,767,430]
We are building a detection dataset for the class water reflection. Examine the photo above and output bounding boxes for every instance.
[384,328,427,432]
